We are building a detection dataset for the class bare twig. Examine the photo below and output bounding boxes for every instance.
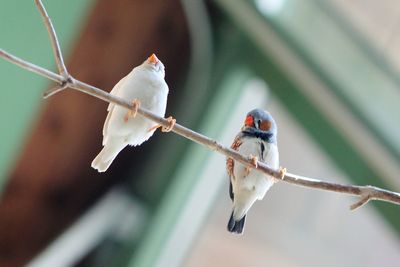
[281,174,400,210]
[350,195,370,211]
[1,1,400,210]
[43,81,69,98]
[1,49,63,82]
[35,0,68,78]
[2,49,400,210]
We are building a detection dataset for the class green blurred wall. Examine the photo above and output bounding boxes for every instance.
[0,0,95,191]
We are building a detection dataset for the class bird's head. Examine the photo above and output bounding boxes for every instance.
[143,53,165,78]
[241,108,277,143]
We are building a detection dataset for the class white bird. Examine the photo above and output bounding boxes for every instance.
[92,53,173,172]
[226,109,282,234]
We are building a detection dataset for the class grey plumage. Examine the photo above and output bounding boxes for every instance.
[226,109,280,234]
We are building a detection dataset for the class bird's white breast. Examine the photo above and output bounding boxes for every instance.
[105,67,169,145]
[233,137,279,200]
[120,68,168,109]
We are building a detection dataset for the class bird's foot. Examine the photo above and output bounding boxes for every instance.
[245,155,258,175]
[250,155,258,168]
[278,166,287,179]
[124,99,141,122]
[147,116,176,133]
[162,116,176,132]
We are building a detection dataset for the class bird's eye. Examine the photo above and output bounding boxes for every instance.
[259,120,271,131]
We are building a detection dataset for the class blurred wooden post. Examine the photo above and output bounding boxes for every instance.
[0,1,189,266]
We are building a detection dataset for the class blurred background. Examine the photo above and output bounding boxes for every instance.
[1,0,400,266]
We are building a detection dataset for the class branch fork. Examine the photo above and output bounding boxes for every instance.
[350,186,378,210]
[0,0,399,211]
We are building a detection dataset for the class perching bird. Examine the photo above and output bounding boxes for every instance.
[226,108,280,234]
[92,53,174,172]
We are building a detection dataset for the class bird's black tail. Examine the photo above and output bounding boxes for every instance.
[227,211,246,234]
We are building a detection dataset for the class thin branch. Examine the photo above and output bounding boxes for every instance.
[34,0,69,78]
[2,49,400,210]
[350,195,370,211]
[1,1,400,210]
[0,49,63,82]
[43,81,69,98]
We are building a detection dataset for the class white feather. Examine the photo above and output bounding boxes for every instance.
[231,137,279,220]
[92,58,169,172]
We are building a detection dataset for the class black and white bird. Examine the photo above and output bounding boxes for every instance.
[92,54,173,172]
[226,109,280,234]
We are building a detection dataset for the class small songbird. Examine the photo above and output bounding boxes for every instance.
[226,109,280,234]
[92,53,173,172]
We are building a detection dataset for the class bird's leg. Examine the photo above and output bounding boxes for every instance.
[245,155,258,175]
[148,116,176,133]
[124,99,141,122]
[278,166,287,179]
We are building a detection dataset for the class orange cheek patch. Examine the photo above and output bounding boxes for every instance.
[260,120,271,131]
[244,116,254,127]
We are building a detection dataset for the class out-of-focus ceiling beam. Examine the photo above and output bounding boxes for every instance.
[0,1,189,266]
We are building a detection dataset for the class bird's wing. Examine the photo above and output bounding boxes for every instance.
[229,180,234,201]
[102,107,114,145]
[102,76,127,141]
[107,76,127,111]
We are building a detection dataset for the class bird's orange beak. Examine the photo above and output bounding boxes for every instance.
[148,53,158,64]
